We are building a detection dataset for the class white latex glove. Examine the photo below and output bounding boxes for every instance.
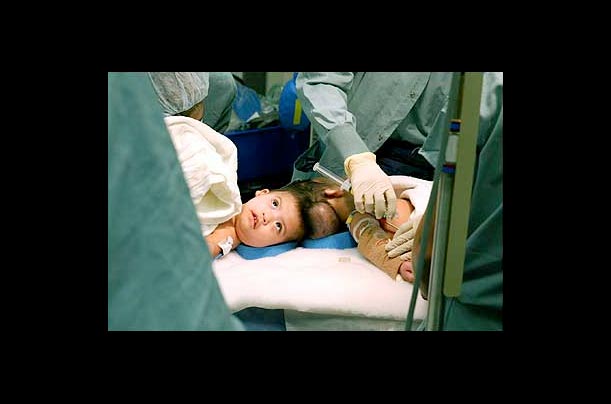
[344,152,397,220]
[384,217,416,261]
[384,175,432,260]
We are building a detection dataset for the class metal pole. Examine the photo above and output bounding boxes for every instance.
[425,116,462,330]
[405,72,461,331]
[425,164,454,330]
[422,71,466,330]
[443,73,483,297]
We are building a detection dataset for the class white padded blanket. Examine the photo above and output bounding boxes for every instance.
[212,247,428,322]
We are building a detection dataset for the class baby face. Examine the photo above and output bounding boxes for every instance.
[234,189,303,247]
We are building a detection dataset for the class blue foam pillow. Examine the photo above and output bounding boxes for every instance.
[235,241,298,260]
[301,231,356,249]
[234,231,356,260]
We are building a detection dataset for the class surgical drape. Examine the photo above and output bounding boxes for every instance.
[108,72,243,331]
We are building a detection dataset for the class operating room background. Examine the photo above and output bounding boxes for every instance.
[232,72,294,97]
[227,72,310,201]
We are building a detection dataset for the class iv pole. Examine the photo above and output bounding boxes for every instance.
[425,72,483,330]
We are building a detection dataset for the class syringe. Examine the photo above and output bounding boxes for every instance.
[313,162,352,192]
[313,161,399,231]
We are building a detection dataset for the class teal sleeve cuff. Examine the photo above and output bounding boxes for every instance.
[325,123,369,162]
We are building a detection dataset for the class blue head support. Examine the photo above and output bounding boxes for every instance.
[301,231,356,249]
[234,231,356,260]
[235,241,298,260]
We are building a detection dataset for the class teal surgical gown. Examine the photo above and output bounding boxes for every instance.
[292,72,452,181]
[203,72,237,134]
[443,72,503,330]
[108,72,244,331]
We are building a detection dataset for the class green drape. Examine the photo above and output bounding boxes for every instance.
[108,72,244,331]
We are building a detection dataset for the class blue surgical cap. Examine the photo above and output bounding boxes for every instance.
[148,72,210,116]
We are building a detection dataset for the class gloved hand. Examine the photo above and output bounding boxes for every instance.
[384,175,432,261]
[384,217,416,261]
[344,152,396,220]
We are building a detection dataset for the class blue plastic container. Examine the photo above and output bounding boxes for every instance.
[279,72,310,131]
[232,81,262,122]
[225,125,310,182]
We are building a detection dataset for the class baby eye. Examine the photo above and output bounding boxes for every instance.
[271,199,279,208]
[275,222,282,232]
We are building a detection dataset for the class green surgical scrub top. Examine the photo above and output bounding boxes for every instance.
[108,72,244,331]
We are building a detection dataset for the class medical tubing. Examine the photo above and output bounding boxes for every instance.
[404,72,462,331]
[425,120,462,329]
[404,171,439,330]
[426,169,453,330]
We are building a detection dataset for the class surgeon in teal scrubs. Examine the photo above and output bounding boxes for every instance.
[437,72,503,330]
[204,72,238,133]
[295,72,503,330]
[147,72,237,133]
[293,72,452,221]
[108,72,244,331]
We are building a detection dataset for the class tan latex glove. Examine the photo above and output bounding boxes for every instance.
[384,217,416,261]
[385,175,432,261]
[347,211,380,243]
[344,152,397,220]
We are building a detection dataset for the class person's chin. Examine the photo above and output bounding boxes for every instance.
[242,234,266,247]
[235,223,258,247]
[234,221,247,244]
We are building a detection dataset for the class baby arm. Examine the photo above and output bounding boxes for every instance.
[205,220,240,258]
[348,198,415,282]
